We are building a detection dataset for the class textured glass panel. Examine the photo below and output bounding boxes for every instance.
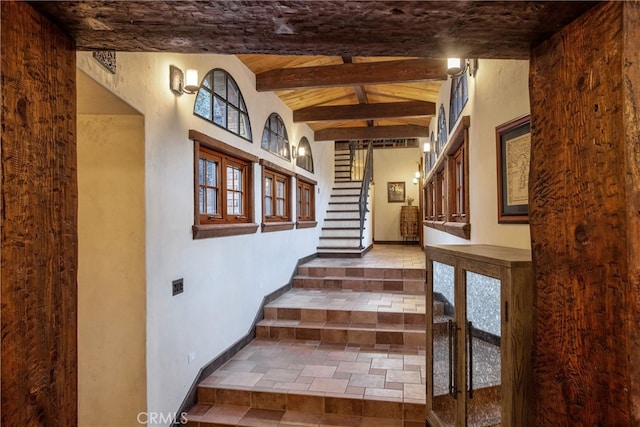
[432,260,455,426]
[227,191,241,215]
[277,199,284,216]
[214,96,226,127]
[261,131,270,150]
[199,187,205,214]
[194,89,212,120]
[233,168,242,191]
[265,196,273,216]
[199,158,205,185]
[206,160,217,186]
[206,188,217,214]
[203,73,212,89]
[213,71,226,97]
[228,79,239,106]
[228,106,239,134]
[240,97,247,113]
[240,114,250,139]
[276,180,285,198]
[466,270,502,411]
[265,177,272,196]
[466,271,501,338]
[270,114,278,129]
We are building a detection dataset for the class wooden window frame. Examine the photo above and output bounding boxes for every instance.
[190,129,259,239]
[295,136,314,173]
[449,144,468,222]
[423,116,471,239]
[261,113,291,160]
[260,159,295,232]
[296,174,317,229]
[193,69,252,142]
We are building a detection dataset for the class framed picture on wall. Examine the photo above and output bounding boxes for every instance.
[496,114,531,223]
[387,181,406,203]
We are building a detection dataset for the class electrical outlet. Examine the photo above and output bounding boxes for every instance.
[188,352,196,364]
[172,278,184,296]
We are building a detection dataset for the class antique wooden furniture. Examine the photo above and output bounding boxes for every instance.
[400,205,419,243]
[425,244,533,427]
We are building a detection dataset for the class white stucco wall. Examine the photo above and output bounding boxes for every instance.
[77,52,332,425]
[424,59,531,249]
[372,147,422,242]
[78,114,147,427]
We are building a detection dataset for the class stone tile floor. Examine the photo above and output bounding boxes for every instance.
[201,339,427,405]
[303,244,425,270]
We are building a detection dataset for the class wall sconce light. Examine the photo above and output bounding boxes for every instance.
[423,142,431,153]
[446,58,478,78]
[291,145,306,160]
[169,65,199,95]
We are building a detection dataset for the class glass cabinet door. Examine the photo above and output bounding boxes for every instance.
[465,271,502,426]
[431,261,456,426]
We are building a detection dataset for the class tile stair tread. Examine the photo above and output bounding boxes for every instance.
[294,275,424,281]
[257,319,425,331]
[186,403,424,426]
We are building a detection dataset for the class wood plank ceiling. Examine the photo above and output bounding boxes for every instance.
[31,1,596,141]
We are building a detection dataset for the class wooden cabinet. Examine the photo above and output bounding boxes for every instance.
[425,244,533,427]
[400,205,419,242]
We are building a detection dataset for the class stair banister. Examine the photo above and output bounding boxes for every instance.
[358,141,373,248]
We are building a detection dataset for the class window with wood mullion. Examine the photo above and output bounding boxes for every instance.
[198,146,249,224]
[297,179,315,222]
[263,169,289,222]
[451,146,467,221]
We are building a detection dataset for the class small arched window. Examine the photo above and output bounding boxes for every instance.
[194,69,252,141]
[437,104,447,153]
[295,137,314,173]
[261,113,290,160]
[449,73,468,132]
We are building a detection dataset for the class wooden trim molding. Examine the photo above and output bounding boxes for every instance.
[295,173,317,185]
[423,220,471,240]
[296,221,318,229]
[189,129,259,163]
[261,221,295,232]
[193,223,259,239]
[260,158,294,177]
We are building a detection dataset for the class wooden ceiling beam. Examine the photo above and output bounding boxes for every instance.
[294,101,435,122]
[315,125,430,141]
[256,58,447,92]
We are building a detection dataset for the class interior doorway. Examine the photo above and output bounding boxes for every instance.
[76,70,147,427]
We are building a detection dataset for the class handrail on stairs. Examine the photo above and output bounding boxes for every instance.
[357,141,373,248]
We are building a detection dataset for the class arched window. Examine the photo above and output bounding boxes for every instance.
[261,113,290,160]
[194,69,252,141]
[295,137,314,173]
[437,104,447,153]
[449,73,468,132]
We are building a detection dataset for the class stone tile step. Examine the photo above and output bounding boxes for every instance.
[293,276,424,295]
[256,320,426,347]
[196,339,426,404]
[186,403,425,426]
[297,266,425,281]
[262,289,427,322]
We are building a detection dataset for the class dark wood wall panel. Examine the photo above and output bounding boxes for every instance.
[1,2,78,426]
[529,1,638,425]
[623,3,640,423]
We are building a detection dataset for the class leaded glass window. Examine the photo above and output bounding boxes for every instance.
[261,113,290,160]
[194,69,252,141]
